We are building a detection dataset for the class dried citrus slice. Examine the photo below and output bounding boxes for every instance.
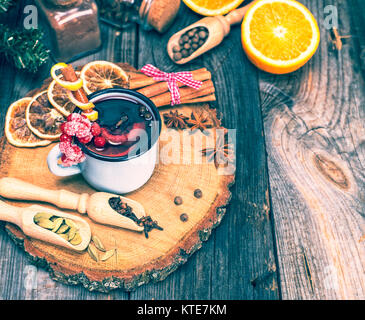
[48,74,78,117]
[5,97,52,148]
[80,61,129,95]
[82,109,99,121]
[50,63,83,91]
[183,0,244,16]
[26,91,65,140]
[66,90,95,111]
[241,0,320,74]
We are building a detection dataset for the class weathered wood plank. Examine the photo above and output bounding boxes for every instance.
[0,5,136,298]
[259,0,365,299]
[1,1,278,300]
[130,4,279,300]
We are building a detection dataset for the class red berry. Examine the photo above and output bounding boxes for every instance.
[60,122,67,134]
[67,113,84,122]
[94,136,106,148]
[78,134,92,144]
[60,134,72,143]
[61,154,68,162]
[90,122,101,137]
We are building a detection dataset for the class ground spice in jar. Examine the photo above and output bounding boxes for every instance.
[173,26,209,62]
[35,0,101,61]
[96,0,181,33]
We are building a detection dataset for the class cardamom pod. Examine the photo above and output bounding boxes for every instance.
[65,218,78,229]
[101,249,116,262]
[33,212,53,223]
[87,245,99,262]
[69,232,82,246]
[56,224,69,234]
[52,218,64,233]
[92,235,106,252]
[67,227,77,241]
[36,218,55,230]
[59,233,69,241]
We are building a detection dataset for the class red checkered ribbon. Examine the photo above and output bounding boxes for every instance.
[141,64,203,106]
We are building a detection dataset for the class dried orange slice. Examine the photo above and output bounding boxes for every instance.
[26,91,65,140]
[80,61,129,95]
[183,0,245,16]
[241,0,320,74]
[5,97,52,148]
[48,74,78,117]
[50,63,83,91]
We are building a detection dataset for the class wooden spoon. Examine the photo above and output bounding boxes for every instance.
[167,0,259,64]
[0,177,144,232]
[0,200,91,251]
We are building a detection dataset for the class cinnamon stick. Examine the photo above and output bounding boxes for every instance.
[61,65,89,104]
[129,68,209,90]
[137,70,212,98]
[151,80,215,107]
[180,94,216,105]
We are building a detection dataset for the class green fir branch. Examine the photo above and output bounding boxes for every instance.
[0,0,15,13]
[0,24,50,72]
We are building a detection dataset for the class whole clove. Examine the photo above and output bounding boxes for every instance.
[108,197,163,238]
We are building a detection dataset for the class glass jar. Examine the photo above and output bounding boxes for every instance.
[35,0,102,62]
[96,0,181,33]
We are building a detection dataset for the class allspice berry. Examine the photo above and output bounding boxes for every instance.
[180,213,188,222]
[173,52,182,61]
[174,196,183,205]
[194,189,203,198]
[171,26,209,62]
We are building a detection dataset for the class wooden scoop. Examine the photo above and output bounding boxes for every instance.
[167,0,259,64]
[0,178,144,232]
[0,199,91,251]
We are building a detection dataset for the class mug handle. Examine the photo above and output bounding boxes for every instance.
[47,144,81,177]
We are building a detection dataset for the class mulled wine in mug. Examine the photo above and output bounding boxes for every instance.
[47,88,161,194]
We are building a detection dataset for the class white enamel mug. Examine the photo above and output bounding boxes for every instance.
[47,88,161,194]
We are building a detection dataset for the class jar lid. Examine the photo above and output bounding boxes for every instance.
[140,0,181,33]
[47,0,79,7]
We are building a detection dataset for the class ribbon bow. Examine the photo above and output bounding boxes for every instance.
[141,64,203,106]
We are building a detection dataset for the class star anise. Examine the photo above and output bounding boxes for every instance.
[163,110,189,129]
[186,111,213,132]
[201,132,234,169]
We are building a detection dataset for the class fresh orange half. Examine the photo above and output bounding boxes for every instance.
[5,97,52,148]
[80,61,129,95]
[242,0,320,74]
[183,0,245,16]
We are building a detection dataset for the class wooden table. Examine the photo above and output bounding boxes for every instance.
[0,0,364,300]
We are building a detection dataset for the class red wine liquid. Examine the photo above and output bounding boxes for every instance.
[81,98,156,158]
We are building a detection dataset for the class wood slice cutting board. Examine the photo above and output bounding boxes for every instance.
[0,66,235,292]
